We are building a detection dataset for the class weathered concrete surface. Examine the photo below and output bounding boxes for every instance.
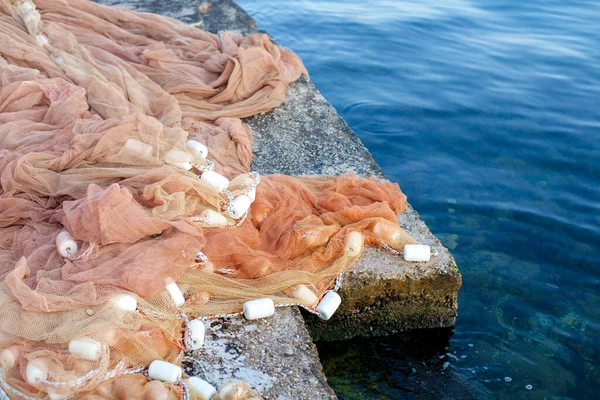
[185,308,336,400]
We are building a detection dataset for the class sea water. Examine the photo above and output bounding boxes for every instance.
[238,0,600,398]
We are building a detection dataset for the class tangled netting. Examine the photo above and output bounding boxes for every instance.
[0,0,418,398]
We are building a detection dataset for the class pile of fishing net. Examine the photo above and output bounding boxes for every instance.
[0,0,423,398]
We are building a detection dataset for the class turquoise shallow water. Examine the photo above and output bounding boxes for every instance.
[238,0,600,398]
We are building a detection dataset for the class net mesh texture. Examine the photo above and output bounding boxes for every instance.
[0,0,416,398]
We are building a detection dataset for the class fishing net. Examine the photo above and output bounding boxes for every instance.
[0,0,417,398]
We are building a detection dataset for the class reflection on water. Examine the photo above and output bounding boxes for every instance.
[238,0,600,398]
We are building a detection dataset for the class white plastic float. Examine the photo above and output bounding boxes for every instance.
[290,284,318,307]
[227,195,252,219]
[0,346,19,369]
[186,377,217,400]
[315,290,342,321]
[55,231,78,258]
[345,231,363,257]
[165,281,185,307]
[198,209,228,226]
[164,148,193,170]
[35,34,48,47]
[200,170,229,192]
[123,138,153,158]
[186,320,205,351]
[403,244,431,262]
[148,360,182,383]
[247,187,256,202]
[243,298,275,320]
[110,294,137,312]
[26,359,48,384]
[68,337,102,361]
[373,221,402,243]
[19,0,35,13]
[186,140,208,159]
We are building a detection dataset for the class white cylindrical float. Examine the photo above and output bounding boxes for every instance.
[164,148,193,170]
[198,209,228,226]
[373,222,402,243]
[186,140,208,159]
[290,284,318,307]
[165,282,185,307]
[19,0,35,13]
[345,231,363,257]
[186,377,217,400]
[247,187,256,202]
[123,138,153,158]
[227,195,251,219]
[403,244,431,262]
[148,360,182,383]
[35,34,48,47]
[110,294,138,312]
[56,231,78,258]
[68,337,103,361]
[200,171,229,192]
[186,320,205,351]
[243,298,275,320]
[0,346,19,369]
[315,291,342,321]
[26,359,48,384]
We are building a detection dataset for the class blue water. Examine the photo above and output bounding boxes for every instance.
[238,0,600,398]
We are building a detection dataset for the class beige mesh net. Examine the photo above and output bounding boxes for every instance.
[0,0,416,398]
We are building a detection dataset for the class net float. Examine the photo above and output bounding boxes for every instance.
[110,294,137,312]
[227,195,252,219]
[186,320,205,351]
[373,221,402,243]
[290,284,318,307]
[247,187,256,202]
[315,290,341,321]
[0,345,20,369]
[123,138,153,158]
[26,359,48,384]
[403,244,432,262]
[56,231,78,258]
[164,148,193,170]
[186,377,217,400]
[201,170,229,192]
[345,231,363,257]
[165,281,185,307]
[148,360,182,383]
[19,0,35,14]
[186,140,208,159]
[68,337,103,361]
[243,298,275,320]
[199,209,228,226]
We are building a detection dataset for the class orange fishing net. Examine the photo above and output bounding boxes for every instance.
[0,0,416,398]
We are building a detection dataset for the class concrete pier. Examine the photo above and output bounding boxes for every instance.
[97,1,462,397]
